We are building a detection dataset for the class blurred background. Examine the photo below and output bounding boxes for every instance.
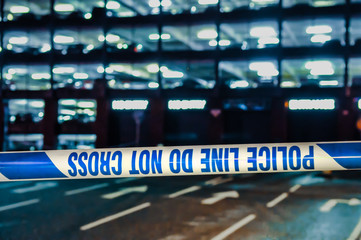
[0,0,360,151]
[3,1,361,240]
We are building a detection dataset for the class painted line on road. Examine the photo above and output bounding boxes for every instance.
[348,215,361,240]
[168,186,202,199]
[114,177,142,184]
[267,193,289,208]
[320,199,338,212]
[65,183,109,196]
[101,185,148,199]
[211,214,256,240]
[289,184,302,193]
[12,182,58,194]
[80,202,151,231]
[0,199,40,212]
[0,182,32,189]
[205,177,234,186]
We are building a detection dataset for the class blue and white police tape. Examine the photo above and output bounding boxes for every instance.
[0,141,361,181]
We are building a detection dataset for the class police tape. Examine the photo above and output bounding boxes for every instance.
[0,141,361,181]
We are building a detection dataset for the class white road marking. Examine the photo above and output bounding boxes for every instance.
[289,184,302,193]
[12,182,57,194]
[320,199,338,212]
[201,191,239,205]
[266,193,289,208]
[0,182,31,189]
[348,215,361,240]
[158,234,186,240]
[80,202,151,231]
[102,185,148,199]
[168,186,201,199]
[0,199,40,212]
[65,183,109,196]
[205,177,233,186]
[114,177,141,184]
[320,198,361,212]
[211,214,256,240]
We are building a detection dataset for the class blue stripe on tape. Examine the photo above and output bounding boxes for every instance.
[0,152,67,179]
[317,143,361,169]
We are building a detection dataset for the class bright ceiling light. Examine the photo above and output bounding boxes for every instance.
[149,33,170,40]
[162,70,184,78]
[77,101,95,108]
[105,67,114,74]
[161,33,171,40]
[305,60,335,76]
[306,25,332,34]
[146,64,159,73]
[313,1,335,7]
[86,44,94,51]
[310,34,331,43]
[97,1,105,7]
[106,34,120,43]
[40,44,51,53]
[149,33,160,40]
[10,6,30,14]
[149,0,161,7]
[249,61,278,77]
[198,0,219,5]
[209,40,217,46]
[249,61,276,71]
[54,35,74,44]
[209,40,231,46]
[148,82,159,88]
[288,99,335,110]
[257,68,279,77]
[281,81,297,88]
[97,66,105,73]
[197,29,218,39]
[168,100,207,110]
[60,99,76,106]
[310,68,334,76]
[61,109,76,116]
[98,35,105,42]
[8,68,27,74]
[116,43,123,49]
[31,73,51,80]
[9,36,28,45]
[73,73,89,79]
[319,80,339,86]
[106,1,121,9]
[219,40,231,46]
[161,0,172,7]
[230,80,249,89]
[258,37,279,45]
[160,66,168,72]
[112,100,149,110]
[84,13,92,19]
[305,60,332,70]
[54,4,74,12]
[29,101,45,108]
[250,27,276,37]
[136,44,143,51]
[53,67,76,74]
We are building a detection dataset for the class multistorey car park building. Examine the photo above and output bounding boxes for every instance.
[0,0,361,151]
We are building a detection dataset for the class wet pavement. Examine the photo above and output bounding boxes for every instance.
[1,172,361,240]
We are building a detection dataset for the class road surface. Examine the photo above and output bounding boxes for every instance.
[1,172,361,240]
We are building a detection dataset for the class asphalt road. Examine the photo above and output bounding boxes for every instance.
[1,172,361,240]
